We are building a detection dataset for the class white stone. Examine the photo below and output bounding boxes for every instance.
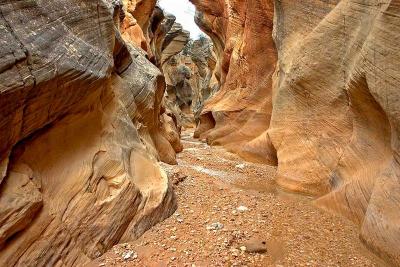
[206,222,224,231]
[122,250,137,260]
[236,206,249,212]
[235,163,246,169]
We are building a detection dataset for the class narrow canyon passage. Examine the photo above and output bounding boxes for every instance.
[89,129,387,267]
[1,0,400,266]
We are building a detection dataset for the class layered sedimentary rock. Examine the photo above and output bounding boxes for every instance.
[147,8,197,130]
[163,55,196,127]
[162,37,218,128]
[149,6,190,68]
[121,0,157,53]
[0,1,176,266]
[192,0,400,265]
[121,3,185,165]
[190,0,278,165]
[270,1,400,265]
[189,38,219,120]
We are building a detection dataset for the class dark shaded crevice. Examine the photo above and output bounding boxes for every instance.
[193,111,216,138]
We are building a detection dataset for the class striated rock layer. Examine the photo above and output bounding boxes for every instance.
[189,38,219,119]
[190,0,278,165]
[0,1,176,266]
[162,37,218,129]
[192,0,400,265]
[147,7,196,135]
[270,1,400,265]
[119,2,183,165]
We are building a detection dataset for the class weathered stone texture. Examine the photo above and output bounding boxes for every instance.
[191,0,400,265]
[270,1,400,264]
[0,1,176,266]
[190,0,278,165]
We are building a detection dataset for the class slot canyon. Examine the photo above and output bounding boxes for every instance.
[0,0,399,266]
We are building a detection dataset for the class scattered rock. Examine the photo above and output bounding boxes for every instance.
[171,171,188,186]
[241,238,268,254]
[230,248,240,257]
[235,163,246,169]
[122,250,137,260]
[89,129,386,266]
[206,222,224,231]
[236,206,249,212]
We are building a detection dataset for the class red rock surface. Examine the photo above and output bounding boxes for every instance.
[191,0,400,265]
[1,0,400,266]
[190,0,278,165]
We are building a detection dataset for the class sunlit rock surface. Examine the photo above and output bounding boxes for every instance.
[190,0,278,165]
[270,1,400,264]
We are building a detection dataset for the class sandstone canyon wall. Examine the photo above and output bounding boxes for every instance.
[162,37,218,128]
[270,1,400,265]
[0,1,180,265]
[190,0,278,165]
[1,0,400,266]
[121,2,188,165]
[189,38,219,118]
[191,0,400,265]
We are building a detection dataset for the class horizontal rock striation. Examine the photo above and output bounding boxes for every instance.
[192,0,400,265]
[120,2,187,165]
[0,1,176,266]
[270,1,400,265]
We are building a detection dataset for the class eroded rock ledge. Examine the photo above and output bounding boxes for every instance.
[0,0,182,265]
[190,0,400,265]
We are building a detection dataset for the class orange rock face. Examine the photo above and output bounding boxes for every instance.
[121,0,157,53]
[270,1,400,264]
[119,3,189,165]
[190,0,278,165]
[192,0,400,265]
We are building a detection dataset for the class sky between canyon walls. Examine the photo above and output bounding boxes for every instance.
[158,0,204,38]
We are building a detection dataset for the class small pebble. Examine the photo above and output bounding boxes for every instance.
[237,206,249,212]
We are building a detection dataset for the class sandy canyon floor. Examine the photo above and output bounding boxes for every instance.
[89,130,388,267]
